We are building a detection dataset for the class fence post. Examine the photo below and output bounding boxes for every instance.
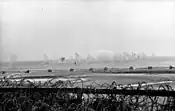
[120,95,125,111]
[172,96,175,111]
[77,88,83,104]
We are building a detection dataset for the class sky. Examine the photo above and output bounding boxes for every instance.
[1,0,175,61]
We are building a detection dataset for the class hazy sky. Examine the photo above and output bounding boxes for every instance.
[1,0,175,61]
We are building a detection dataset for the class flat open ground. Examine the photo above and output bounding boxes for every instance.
[1,60,175,89]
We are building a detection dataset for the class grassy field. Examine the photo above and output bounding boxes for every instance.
[1,59,175,89]
[2,71,175,89]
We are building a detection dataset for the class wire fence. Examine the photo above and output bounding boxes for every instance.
[0,76,175,111]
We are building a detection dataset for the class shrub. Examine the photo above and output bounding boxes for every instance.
[104,67,108,71]
[70,68,75,72]
[148,66,152,69]
[48,69,52,72]
[129,66,134,70]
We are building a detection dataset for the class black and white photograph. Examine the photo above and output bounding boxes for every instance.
[0,0,175,110]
